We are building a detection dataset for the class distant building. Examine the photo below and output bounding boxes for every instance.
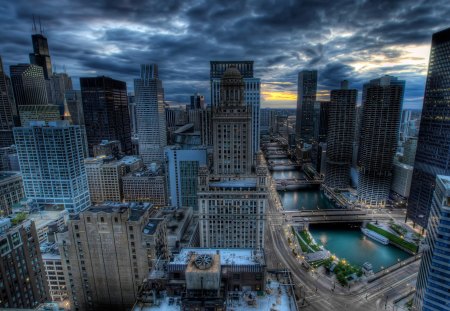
[210,61,261,158]
[13,121,90,215]
[296,70,317,145]
[0,145,19,171]
[80,76,132,155]
[0,56,18,147]
[358,76,404,207]
[85,155,143,204]
[0,218,49,308]
[123,164,167,206]
[391,161,413,198]
[401,136,418,166]
[0,172,24,216]
[325,82,357,189]
[93,139,122,158]
[49,72,73,116]
[10,63,48,108]
[29,33,53,79]
[134,64,167,165]
[414,175,450,310]
[165,146,207,210]
[57,202,169,311]
[407,27,450,228]
[190,92,205,109]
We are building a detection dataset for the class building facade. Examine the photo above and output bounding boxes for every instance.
[122,165,167,206]
[325,83,357,189]
[296,70,317,145]
[407,28,450,228]
[13,121,91,215]
[80,76,132,155]
[391,161,413,198]
[85,155,143,204]
[358,76,404,207]
[0,218,49,308]
[414,175,450,310]
[134,64,167,165]
[210,61,260,158]
[57,202,169,311]
[0,172,24,216]
[0,56,17,147]
[40,242,68,304]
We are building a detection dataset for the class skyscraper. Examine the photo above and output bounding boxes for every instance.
[80,76,132,155]
[0,218,49,308]
[29,33,52,79]
[13,121,91,215]
[0,56,17,147]
[296,70,318,145]
[134,64,166,165]
[325,81,357,189]
[407,27,450,228]
[358,76,404,207]
[57,202,169,310]
[198,67,267,249]
[414,175,450,310]
[190,92,205,109]
[10,63,48,107]
[50,72,73,115]
[210,61,261,158]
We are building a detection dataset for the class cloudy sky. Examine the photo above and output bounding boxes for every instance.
[1,0,449,109]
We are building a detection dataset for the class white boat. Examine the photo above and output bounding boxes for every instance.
[361,228,389,245]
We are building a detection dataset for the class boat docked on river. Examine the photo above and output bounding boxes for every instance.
[361,227,389,245]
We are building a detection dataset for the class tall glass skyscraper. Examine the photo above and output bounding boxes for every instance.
[13,121,91,215]
[414,175,450,311]
[358,75,404,207]
[0,56,17,147]
[29,33,53,79]
[80,76,132,155]
[296,70,317,145]
[134,64,166,165]
[325,81,357,189]
[407,27,450,228]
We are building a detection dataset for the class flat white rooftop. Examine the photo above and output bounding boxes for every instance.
[171,248,264,266]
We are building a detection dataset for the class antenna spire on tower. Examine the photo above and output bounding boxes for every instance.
[32,15,37,33]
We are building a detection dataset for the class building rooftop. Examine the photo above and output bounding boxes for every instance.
[0,171,21,182]
[82,202,153,221]
[209,178,257,190]
[143,218,164,235]
[171,248,265,266]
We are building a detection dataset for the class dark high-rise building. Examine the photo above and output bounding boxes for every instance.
[0,56,18,147]
[296,70,317,145]
[325,81,357,189]
[0,218,49,308]
[29,33,52,79]
[318,101,329,143]
[10,64,48,107]
[190,92,205,109]
[358,76,404,207]
[80,76,132,155]
[407,27,450,228]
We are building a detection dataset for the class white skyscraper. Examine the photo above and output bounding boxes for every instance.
[134,64,166,165]
[13,120,90,215]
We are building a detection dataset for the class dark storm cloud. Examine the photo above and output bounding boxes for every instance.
[0,0,449,109]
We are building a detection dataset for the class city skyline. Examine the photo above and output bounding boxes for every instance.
[1,1,449,109]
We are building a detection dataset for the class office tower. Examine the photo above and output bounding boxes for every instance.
[64,90,88,157]
[128,92,138,135]
[318,101,330,143]
[414,175,450,310]
[40,243,69,303]
[210,61,261,158]
[165,146,207,209]
[50,72,73,115]
[29,32,52,79]
[84,155,143,204]
[0,56,17,147]
[80,76,132,155]
[402,137,418,166]
[13,121,91,215]
[190,92,205,109]
[0,172,24,216]
[57,202,169,311]
[93,139,122,158]
[10,63,48,107]
[123,165,167,206]
[325,82,357,189]
[0,145,19,171]
[391,161,413,198]
[0,218,49,308]
[134,64,167,165]
[407,28,450,228]
[296,70,318,145]
[357,76,404,207]
[198,67,267,249]
[312,100,330,172]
